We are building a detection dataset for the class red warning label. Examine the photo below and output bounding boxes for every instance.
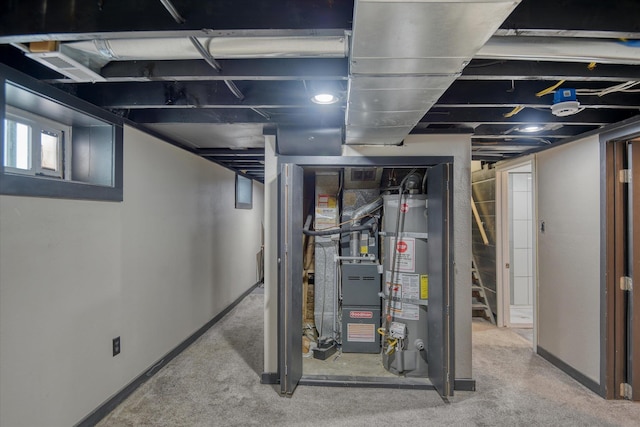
[400,203,409,213]
[350,311,373,319]
[390,237,416,272]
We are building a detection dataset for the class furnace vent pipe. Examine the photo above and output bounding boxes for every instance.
[351,197,383,226]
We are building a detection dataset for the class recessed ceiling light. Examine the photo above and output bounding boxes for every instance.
[311,93,339,104]
[520,125,543,133]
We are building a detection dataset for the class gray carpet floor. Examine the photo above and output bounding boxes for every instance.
[97,290,640,426]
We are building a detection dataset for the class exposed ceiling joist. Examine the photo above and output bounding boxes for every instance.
[70,75,638,111]
[195,148,264,157]
[500,0,640,32]
[70,80,346,109]
[419,108,635,126]
[438,80,640,109]
[124,108,345,126]
[93,58,349,82]
[220,164,264,169]
[472,125,596,138]
[472,139,550,147]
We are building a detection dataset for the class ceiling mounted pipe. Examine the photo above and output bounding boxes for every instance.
[64,36,348,61]
[477,36,640,65]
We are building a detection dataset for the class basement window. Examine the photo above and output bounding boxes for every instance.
[235,174,253,209]
[1,67,123,201]
[4,107,68,179]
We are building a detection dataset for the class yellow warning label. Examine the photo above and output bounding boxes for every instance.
[317,194,336,208]
[420,275,429,299]
[360,245,369,254]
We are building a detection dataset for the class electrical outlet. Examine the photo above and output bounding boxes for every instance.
[112,336,121,356]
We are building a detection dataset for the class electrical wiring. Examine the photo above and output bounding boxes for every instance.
[575,81,640,96]
[503,105,524,118]
[535,80,566,97]
[377,328,398,354]
[499,79,565,118]
[501,79,638,119]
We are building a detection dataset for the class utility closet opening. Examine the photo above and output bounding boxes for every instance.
[278,159,454,397]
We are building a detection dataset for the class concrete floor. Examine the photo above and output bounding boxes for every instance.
[303,351,396,377]
[512,326,534,344]
[97,289,640,427]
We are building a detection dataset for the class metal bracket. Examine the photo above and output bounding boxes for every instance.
[619,169,632,184]
[620,382,633,399]
[620,276,633,292]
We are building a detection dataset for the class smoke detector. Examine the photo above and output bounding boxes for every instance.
[551,88,584,117]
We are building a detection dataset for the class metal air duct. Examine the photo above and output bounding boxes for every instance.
[345,0,521,145]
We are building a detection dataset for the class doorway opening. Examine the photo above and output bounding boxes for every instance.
[604,135,640,400]
[277,157,455,397]
[496,159,536,341]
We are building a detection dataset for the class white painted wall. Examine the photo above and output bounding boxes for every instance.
[0,125,264,427]
[536,134,601,383]
[263,134,472,378]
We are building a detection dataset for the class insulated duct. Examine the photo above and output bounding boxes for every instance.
[477,36,640,65]
[64,36,348,61]
[345,0,521,145]
[26,35,347,82]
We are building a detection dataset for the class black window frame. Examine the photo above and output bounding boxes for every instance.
[0,64,123,202]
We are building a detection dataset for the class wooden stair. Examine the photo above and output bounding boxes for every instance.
[472,258,495,324]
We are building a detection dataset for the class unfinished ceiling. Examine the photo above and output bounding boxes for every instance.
[1,0,639,182]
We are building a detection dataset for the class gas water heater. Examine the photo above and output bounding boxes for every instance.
[381,192,429,377]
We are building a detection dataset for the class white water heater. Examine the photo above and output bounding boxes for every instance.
[382,193,429,377]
